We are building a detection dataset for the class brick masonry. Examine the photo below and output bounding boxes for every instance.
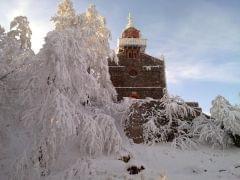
[108,52,166,100]
[108,25,167,101]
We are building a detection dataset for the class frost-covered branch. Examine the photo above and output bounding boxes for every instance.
[192,115,229,148]
[51,0,77,30]
[160,89,196,127]
[211,95,240,136]
[8,16,32,50]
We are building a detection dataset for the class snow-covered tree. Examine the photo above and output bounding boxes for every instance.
[210,95,240,147]
[51,0,76,30]
[0,19,33,82]
[8,16,32,49]
[189,95,240,149]
[79,4,117,98]
[211,96,240,136]
[8,4,122,179]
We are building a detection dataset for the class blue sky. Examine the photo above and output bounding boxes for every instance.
[0,0,239,113]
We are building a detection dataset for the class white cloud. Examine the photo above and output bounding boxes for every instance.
[160,3,240,85]
[166,61,240,84]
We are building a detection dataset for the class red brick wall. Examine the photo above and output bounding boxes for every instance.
[108,51,167,100]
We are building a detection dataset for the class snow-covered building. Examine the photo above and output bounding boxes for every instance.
[108,14,166,101]
[108,14,202,143]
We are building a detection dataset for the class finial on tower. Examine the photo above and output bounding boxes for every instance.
[126,13,134,28]
[89,3,96,9]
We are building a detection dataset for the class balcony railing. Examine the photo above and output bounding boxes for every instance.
[118,38,147,47]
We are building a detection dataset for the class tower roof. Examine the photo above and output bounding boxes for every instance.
[122,13,140,38]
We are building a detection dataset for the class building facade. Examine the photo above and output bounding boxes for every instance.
[108,14,166,101]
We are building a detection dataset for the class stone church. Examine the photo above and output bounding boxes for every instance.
[108,14,166,101]
[108,14,201,143]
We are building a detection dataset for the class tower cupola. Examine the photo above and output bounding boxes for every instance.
[118,13,147,56]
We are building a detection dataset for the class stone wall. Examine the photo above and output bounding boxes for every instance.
[125,100,202,144]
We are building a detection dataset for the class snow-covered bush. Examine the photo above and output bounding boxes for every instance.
[192,115,230,148]
[171,134,198,150]
[210,95,240,147]
[160,89,196,127]
[171,119,198,150]
[148,90,196,144]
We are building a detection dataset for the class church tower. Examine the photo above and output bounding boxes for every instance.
[118,13,147,59]
[108,14,167,100]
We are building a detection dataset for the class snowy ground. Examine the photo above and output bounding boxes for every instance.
[91,144,240,180]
